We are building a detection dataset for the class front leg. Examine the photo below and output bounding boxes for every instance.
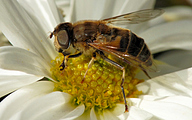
[60,55,68,70]
[60,52,82,70]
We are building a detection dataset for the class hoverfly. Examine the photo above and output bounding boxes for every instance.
[50,9,164,112]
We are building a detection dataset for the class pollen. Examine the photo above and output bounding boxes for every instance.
[51,53,143,112]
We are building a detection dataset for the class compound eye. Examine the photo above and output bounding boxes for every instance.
[57,30,69,49]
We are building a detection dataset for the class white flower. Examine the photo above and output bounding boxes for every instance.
[0,0,192,120]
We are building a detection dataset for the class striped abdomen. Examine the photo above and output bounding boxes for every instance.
[98,23,153,67]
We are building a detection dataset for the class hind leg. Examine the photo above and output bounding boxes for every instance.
[99,52,128,112]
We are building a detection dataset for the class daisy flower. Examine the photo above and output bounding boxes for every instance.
[0,0,192,120]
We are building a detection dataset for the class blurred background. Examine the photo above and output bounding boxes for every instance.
[155,0,191,8]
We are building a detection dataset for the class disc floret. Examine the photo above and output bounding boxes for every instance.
[51,53,143,112]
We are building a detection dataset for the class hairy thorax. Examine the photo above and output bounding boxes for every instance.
[72,20,105,55]
[73,41,96,56]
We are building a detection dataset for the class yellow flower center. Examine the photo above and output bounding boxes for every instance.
[50,53,143,112]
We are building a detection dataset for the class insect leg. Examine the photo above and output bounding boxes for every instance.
[89,43,151,79]
[68,52,82,58]
[60,55,68,70]
[60,52,82,70]
[99,52,128,112]
[81,52,96,83]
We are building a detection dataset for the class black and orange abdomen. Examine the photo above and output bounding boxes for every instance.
[97,22,153,67]
[128,32,152,67]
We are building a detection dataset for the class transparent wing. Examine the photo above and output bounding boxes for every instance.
[102,9,164,24]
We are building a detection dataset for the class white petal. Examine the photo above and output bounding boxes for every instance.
[158,96,192,109]
[0,68,33,76]
[118,0,155,14]
[92,104,127,120]
[17,0,63,33]
[162,6,192,22]
[117,0,155,34]
[102,109,121,120]
[0,46,52,79]
[70,0,125,21]
[20,92,84,120]
[149,6,192,26]
[90,108,97,120]
[60,104,85,120]
[176,67,192,85]
[130,96,192,120]
[55,0,71,22]
[140,20,192,54]
[0,81,54,120]
[74,109,92,120]
[70,0,155,32]
[128,106,153,120]
[69,0,155,34]
[70,0,155,21]
[0,0,57,62]
[75,105,126,120]
[135,67,192,119]
[137,68,192,97]
[0,69,43,97]
[112,104,128,120]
